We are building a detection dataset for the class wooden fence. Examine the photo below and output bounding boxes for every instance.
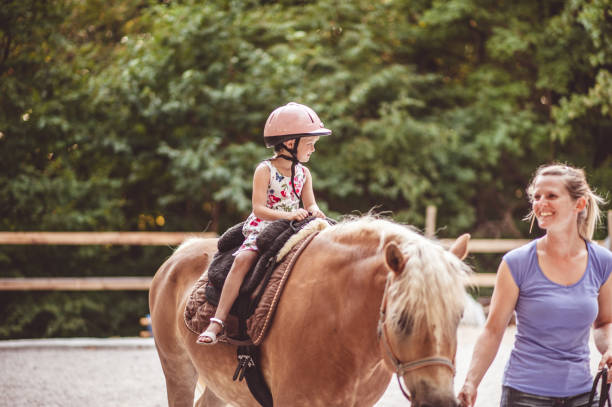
[1,209,609,290]
[0,231,215,246]
[0,232,517,289]
[0,232,215,291]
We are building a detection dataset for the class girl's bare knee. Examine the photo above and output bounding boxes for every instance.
[232,251,257,276]
[237,251,258,265]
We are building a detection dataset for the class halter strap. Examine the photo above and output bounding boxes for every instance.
[377,275,455,401]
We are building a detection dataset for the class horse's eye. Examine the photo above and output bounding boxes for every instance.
[398,313,414,335]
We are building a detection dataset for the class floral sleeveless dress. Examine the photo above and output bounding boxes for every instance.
[236,159,306,254]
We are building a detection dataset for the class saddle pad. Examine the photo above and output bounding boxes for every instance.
[247,231,319,345]
[183,273,242,344]
[184,229,321,345]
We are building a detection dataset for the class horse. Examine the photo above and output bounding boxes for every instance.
[149,216,471,407]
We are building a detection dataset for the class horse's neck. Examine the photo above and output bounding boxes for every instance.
[307,231,389,350]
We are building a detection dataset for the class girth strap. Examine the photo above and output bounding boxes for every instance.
[233,345,273,407]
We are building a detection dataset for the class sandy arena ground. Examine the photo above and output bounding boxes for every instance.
[0,326,603,407]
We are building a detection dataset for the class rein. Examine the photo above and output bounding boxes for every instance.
[377,275,455,401]
[588,368,611,407]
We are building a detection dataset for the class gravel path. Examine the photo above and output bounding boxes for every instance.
[0,326,603,406]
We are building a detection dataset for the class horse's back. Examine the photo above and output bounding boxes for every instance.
[150,237,217,312]
[149,237,217,353]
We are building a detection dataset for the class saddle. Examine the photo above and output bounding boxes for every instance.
[184,216,331,407]
[184,217,330,344]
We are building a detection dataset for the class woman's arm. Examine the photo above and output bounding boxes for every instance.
[594,272,612,381]
[458,260,519,406]
[299,167,325,218]
[252,164,308,221]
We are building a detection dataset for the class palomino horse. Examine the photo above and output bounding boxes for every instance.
[150,217,471,407]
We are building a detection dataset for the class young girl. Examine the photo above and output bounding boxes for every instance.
[197,102,331,345]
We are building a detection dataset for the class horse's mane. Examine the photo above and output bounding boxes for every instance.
[330,216,471,343]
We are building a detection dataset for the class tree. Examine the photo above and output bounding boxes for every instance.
[1,0,610,338]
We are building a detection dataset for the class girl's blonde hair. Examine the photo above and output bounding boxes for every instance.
[525,163,606,240]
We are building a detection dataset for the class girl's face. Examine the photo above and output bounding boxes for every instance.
[531,175,585,232]
[286,136,319,163]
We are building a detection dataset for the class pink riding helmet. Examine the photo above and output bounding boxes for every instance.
[263,102,332,147]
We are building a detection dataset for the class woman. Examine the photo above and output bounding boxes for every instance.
[459,163,612,406]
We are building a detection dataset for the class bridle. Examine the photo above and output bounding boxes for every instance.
[377,275,455,401]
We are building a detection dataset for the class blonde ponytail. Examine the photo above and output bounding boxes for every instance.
[578,191,605,241]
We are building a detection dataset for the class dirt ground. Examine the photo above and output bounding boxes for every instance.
[0,326,603,407]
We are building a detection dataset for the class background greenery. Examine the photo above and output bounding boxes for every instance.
[1,0,610,338]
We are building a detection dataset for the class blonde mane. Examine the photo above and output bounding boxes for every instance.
[330,216,471,342]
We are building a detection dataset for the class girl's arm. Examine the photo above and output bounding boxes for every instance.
[458,260,519,406]
[300,167,325,218]
[594,272,612,382]
[252,163,308,221]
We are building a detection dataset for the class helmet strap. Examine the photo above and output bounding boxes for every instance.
[277,139,303,206]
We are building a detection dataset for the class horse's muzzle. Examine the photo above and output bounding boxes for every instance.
[412,399,459,407]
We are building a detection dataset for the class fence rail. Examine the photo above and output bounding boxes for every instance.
[441,238,530,253]
[0,274,496,290]
[0,231,215,245]
[0,232,513,289]
[0,236,587,290]
[1,207,609,291]
[0,277,152,291]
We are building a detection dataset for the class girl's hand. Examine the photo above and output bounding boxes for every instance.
[598,350,612,383]
[457,382,477,407]
[309,208,326,219]
[288,208,309,221]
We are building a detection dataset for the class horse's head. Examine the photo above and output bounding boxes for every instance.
[379,230,471,407]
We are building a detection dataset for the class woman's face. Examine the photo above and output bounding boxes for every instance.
[531,175,584,231]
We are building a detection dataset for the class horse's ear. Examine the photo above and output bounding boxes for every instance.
[384,242,406,275]
[449,233,470,260]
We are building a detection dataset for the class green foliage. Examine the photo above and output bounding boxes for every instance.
[1,0,611,338]
[0,291,149,338]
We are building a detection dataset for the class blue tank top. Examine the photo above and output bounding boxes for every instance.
[502,239,612,397]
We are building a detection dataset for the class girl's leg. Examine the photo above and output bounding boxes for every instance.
[197,250,258,343]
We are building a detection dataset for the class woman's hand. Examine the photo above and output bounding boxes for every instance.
[457,381,477,407]
[288,208,309,221]
[598,350,612,383]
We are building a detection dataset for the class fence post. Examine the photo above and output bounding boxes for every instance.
[608,211,612,250]
[425,205,437,238]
